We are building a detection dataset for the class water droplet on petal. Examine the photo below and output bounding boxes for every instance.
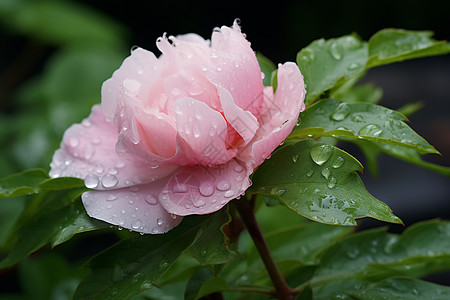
[358,124,383,137]
[310,144,333,165]
[209,127,216,136]
[131,219,142,230]
[95,164,104,174]
[108,168,118,175]
[115,160,126,168]
[129,186,140,192]
[193,124,201,138]
[194,110,202,120]
[82,119,92,127]
[199,181,214,197]
[234,165,244,173]
[216,180,231,191]
[148,159,159,169]
[173,184,188,193]
[84,174,100,188]
[189,83,203,96]
[69,137,79,148]
[145,194,158,205]
[102,174,118,188]
[224,190,235,198]
[107,194,118,201]
[201,65,208,71]
[331,103,350,121]
[171,88,180,96]
[193,199,206,207]
[157,218,163,226]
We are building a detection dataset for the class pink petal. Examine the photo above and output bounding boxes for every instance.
[238,62,305,171]
[101,48,161,121]
[172,97,237,166]
[50,105,178,190]
[204,22,265,117]
[133,108,178,158]
[81,180,182,234]
[216,85,259,145]
[158,159,250,216]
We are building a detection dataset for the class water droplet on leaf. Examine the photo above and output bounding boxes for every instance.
[331,103,350,121]
[310,144,333,165]
[358,124,383,137]
[321,167,331,180]
[330,42,342,60]
[332,156,345,168]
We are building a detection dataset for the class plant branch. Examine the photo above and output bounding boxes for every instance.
[234,195,298,300]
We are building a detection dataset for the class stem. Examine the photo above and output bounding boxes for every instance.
[234,195,298,300]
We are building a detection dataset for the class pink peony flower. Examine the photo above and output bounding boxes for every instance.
[49,21,305,234]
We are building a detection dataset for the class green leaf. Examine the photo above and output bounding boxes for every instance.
[0,198,25,248]
[250,140,401,226]
[186,208,239,265]
[357,278,450,299]
[356,140,381,177]
[0,169,85,199]
[367,29,450,68]
[332,82,383,104]
[307,277,450,300]
[313,220,450,283]
[248,222,353,266]
[291,99,438,154]
[297,285,313,300]
[73,213,233,300]
[132,282,186,300]
[17,253,87,300]
[50,201,109,247]
[256,52,276,87]
[296,29,449,107]
[364,141,450,177]
[0,169,48,198]
[184,268,229,300]
[396,101,424,117]
[39,177,85,191]
[297,34,368,104]
[0,189,105,268]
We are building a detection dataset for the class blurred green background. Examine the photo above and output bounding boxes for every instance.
[0,0,449,298]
